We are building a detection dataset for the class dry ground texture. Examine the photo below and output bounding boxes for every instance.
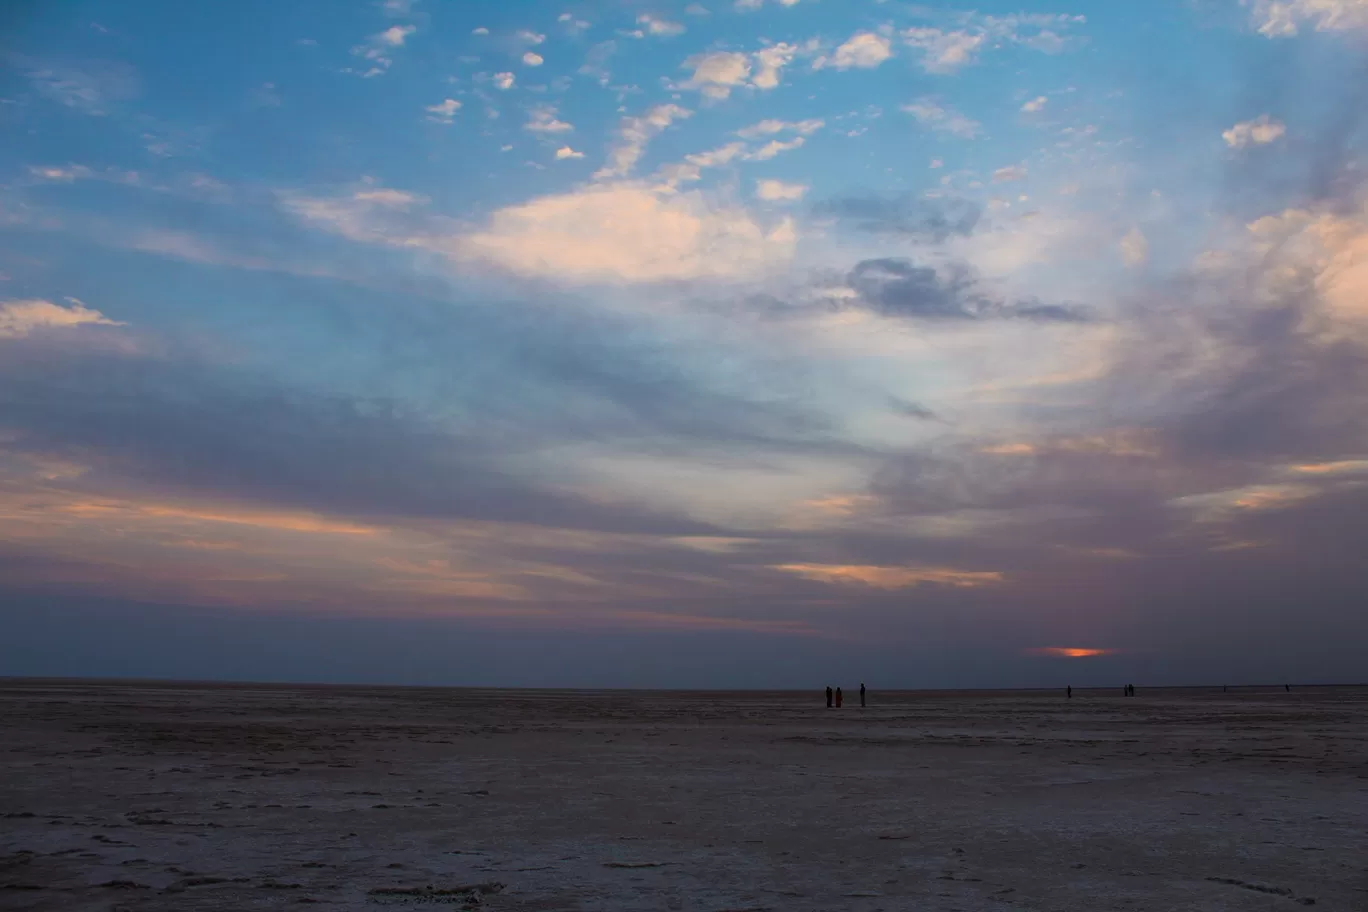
[1,680,1366,911]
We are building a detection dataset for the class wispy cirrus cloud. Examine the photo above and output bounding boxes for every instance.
[900,13,1084,73]
[595,103,690,178]
[903,98,982,138]
[1248,0,1368,36]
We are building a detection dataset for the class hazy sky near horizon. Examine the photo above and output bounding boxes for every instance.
[2,0,1366,688]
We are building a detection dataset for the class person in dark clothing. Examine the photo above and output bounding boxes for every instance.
[826,686,833,708]
[1285,684,1291,692]
[835,687,843,708]
[860,683,866,707]
[1066,685,1072,699]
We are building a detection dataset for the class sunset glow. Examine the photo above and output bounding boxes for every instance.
[1025,648,1118,659]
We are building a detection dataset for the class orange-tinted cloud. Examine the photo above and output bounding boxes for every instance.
[1289,459,1368,476]
[772,563,1004,589]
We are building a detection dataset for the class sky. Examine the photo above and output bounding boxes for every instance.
[1,0,1367,689]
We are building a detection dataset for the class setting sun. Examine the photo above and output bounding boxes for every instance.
[1025,647,1117,658]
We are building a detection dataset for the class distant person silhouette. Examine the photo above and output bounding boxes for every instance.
[826,686,833,708]
[860,683,866,707]
[1285,684,1291,692]
[1066,685,1072,699]
[835,687,843,708]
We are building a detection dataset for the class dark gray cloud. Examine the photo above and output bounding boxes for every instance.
[844,258,1092,322]
[812,194,981,241]
[888,398,941,421]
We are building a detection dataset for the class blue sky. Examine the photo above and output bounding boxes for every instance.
[2,0,1367,687]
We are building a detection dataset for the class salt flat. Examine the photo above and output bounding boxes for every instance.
[1,681,1365,911]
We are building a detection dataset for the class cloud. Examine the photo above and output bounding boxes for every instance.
[351,24,416,76]
[555,146,585,160]
[755,180,807,202]
[681,43,808,98]
[1021,95,1048,113]
[0,303,837,558]
[579,41,616,85]
[901,28,984,73]
[752,43,798,89]
[1222,114,1287,148]
[822,32,893,70]
[280,176,797,287]
[424,98,462,124]
[683,51,751,99]
[656,142,748,185]
[637,14,685,37]
[16,59,136,115]
[812,195,981,240]
[378,25,415,45]
[28,164,94,182]
[525,105,573,133]
[493,72,515,90]
[686,143,747,168]
[902,98,982,138]
[0,299,123,338]
[735,118,825,139]
[456,184,795,283]
[523,52,544,66]
[472,27,489,36]
[993,164,1028,182]
[743,137,805,161]
[899,15,1082,73]
[1120,227,1149,266]
[836,258,1090,322]
[281,183,429,247]
[1249,0,1368,36]
[686,3,710,13]
[772,563,1004,589]
[595,104,691,178]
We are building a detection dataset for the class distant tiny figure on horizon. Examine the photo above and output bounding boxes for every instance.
[1286,683,1291,692]
[1066,685,1072,699]
[825,685,833,708]
[860,682,866,707]
[835,687,843,708]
